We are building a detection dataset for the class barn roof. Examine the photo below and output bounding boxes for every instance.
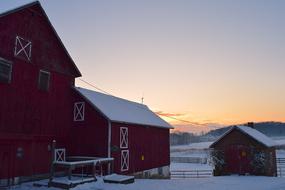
[75,87,173,129]
[210,125,276,148]
[0,1,82,77]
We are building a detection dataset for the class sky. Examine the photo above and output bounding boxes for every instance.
[1,0,285,133]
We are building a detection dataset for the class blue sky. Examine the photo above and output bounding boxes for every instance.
[1,0,285,132]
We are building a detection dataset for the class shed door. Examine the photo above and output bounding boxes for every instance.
[226,145,251,175]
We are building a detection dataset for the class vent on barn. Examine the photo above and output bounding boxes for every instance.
[121,150,129,171]
[38,70,50,91]
[120,127,128,148]
[14,36,32,61]
[74,102,85,121]
[0,60,12,83]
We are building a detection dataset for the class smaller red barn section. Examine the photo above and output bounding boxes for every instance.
[71,87,173,178]
[210,125,277,176]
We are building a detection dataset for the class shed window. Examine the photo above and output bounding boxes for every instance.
[0,60,12,84]
[38,70,50,91]
[74,102,85,121]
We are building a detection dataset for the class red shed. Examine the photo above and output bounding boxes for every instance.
[210,125,277,176]
[71,87,173,178]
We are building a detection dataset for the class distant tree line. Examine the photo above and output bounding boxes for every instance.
[170,132,203,145]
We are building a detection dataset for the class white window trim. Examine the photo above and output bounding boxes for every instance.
[14,36,32,61]
[0,60,12,83]
[74,102,85,121]
[121,150,129,172]
[120,127,128,149]
[38,70,50,91]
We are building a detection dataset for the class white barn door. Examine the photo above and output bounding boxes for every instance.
[120,127,129,171]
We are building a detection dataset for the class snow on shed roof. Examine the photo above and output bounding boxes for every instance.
[75,87,173,129]
[210,125,276,148]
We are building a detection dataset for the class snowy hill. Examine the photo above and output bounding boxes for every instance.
[206,122,285,138]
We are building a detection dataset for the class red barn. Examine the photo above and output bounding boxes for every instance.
[0,1,172,186]
[71,87,172,177]
[210,125,277,176]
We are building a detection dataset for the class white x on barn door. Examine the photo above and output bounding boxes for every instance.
[54,148,66,162]
[120,127,129,172]
[121,150,129,171]
[74,102,85,121]
[120,127,128,148]
[14,36,32,61]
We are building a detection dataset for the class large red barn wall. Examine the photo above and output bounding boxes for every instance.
[69,91,109,158]
[111,122,170,174]
[0,4,77,179]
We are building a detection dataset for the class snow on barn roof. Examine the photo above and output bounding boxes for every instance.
[75,87,173,129]
[210,125,276,148]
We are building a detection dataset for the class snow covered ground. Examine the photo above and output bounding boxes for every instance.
[170,142,211,160]
[11,176,285,190]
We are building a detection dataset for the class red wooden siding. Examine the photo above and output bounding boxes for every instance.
[111,122,170,174]
[0,3,80,77]
[0,2,78,179]
[69,90,109,157]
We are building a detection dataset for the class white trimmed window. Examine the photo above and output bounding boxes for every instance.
[14,36,32,61]
[0,60,12,84]
[121,150,129,172]
[74,102,85,121]
[120,127,128,149]
[38,70,50,91]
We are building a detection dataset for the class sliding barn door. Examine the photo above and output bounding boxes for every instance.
[120,127,129,172]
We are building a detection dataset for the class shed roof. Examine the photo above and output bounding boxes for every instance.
[75,87,173,129]
[210,125,276,148]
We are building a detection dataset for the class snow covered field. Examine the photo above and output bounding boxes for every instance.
[11,176,285,190]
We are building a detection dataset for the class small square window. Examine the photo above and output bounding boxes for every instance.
[38,70,50,91]
[0,60,12,84]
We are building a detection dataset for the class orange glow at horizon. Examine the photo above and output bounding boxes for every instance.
[157,113,285,133]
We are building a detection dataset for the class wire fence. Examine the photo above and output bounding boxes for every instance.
[276,158,285,177]
[171,170,213,179]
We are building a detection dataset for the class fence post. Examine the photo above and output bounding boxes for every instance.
[48,140,56,186]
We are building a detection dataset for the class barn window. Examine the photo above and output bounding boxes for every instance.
[14,36,32,61]
[120,127,128,149]
[74,102,85,121]
[121,150,129,171]
[0,60,12,84]
[38,70,50,91]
